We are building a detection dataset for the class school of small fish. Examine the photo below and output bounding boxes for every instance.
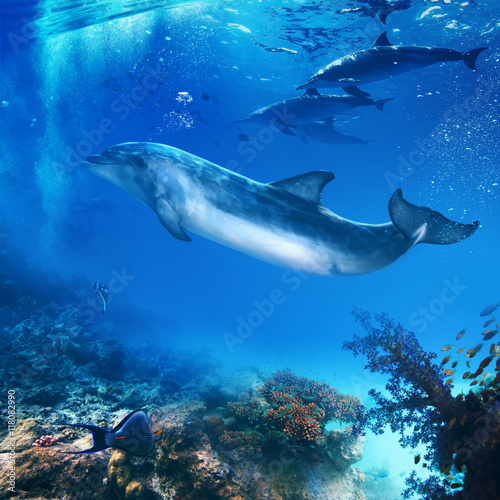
[439,302,500,390]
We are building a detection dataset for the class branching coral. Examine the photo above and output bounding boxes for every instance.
[260,370,364,441]
[225,394,262,423]
[343,308,500,499]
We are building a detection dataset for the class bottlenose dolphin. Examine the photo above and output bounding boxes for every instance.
[296,32,488,96]
[298,118,373,145]
[82,142,479,277]
[235,89,392,135]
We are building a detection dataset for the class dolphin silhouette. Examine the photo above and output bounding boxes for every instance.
[296,32,488,96]
[298,118,374,146]
[235,88,392,135]
[82,142,479,277]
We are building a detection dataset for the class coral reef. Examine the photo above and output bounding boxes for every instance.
[0,397,366,499]
[343,308,500,499]
[225,394,262,423]
[0,444,111,499]
[0,257,367,500]
[0,297,219,425]
[108,449,145,500]
[260,370,365,441]
[32,435,58,447]
[205,415,227,438]
[218,430,262,449]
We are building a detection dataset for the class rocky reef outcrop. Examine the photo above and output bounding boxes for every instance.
[0,394,365,499]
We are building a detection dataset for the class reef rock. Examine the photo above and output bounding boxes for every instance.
[0,402,365,500]
[105,402,365,500]
[0,446,111,499]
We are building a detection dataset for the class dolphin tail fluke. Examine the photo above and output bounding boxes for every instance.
[388,189,479,245]
[374,98,394,111]
[462,47,488,70]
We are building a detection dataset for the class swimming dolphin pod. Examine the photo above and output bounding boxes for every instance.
[296,31,488,96]
[82,142,479,277]
[237,32,486,143]
[235,88,392,136]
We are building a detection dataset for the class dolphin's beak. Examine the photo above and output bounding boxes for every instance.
[81,151,124,171]
[234,117,251,124]
[81,154,120,181]
[85,155,114,165]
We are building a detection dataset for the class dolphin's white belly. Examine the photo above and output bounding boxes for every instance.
[178,187,333,275]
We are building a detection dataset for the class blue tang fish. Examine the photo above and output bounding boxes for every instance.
[61,409,162,456]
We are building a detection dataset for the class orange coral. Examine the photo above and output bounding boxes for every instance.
[260,370,363,442]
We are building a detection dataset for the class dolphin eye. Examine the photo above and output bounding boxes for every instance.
[130,157,146,169]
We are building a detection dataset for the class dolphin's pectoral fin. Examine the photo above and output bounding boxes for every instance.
[299,131,309,144]
[269,171,335,205]
[280,126,297,136]
[342,86,370,97]
[155,198,192,242]
[303,88,321,97]
[388,189,479,245]
[371,31,392,47]
[272,119,297,136]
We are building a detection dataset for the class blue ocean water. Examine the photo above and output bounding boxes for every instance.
[1,0,499,498]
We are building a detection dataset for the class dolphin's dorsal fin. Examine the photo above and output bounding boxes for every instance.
[303,88,320,96]
[269,171,335,205]
[372,32,392,47]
